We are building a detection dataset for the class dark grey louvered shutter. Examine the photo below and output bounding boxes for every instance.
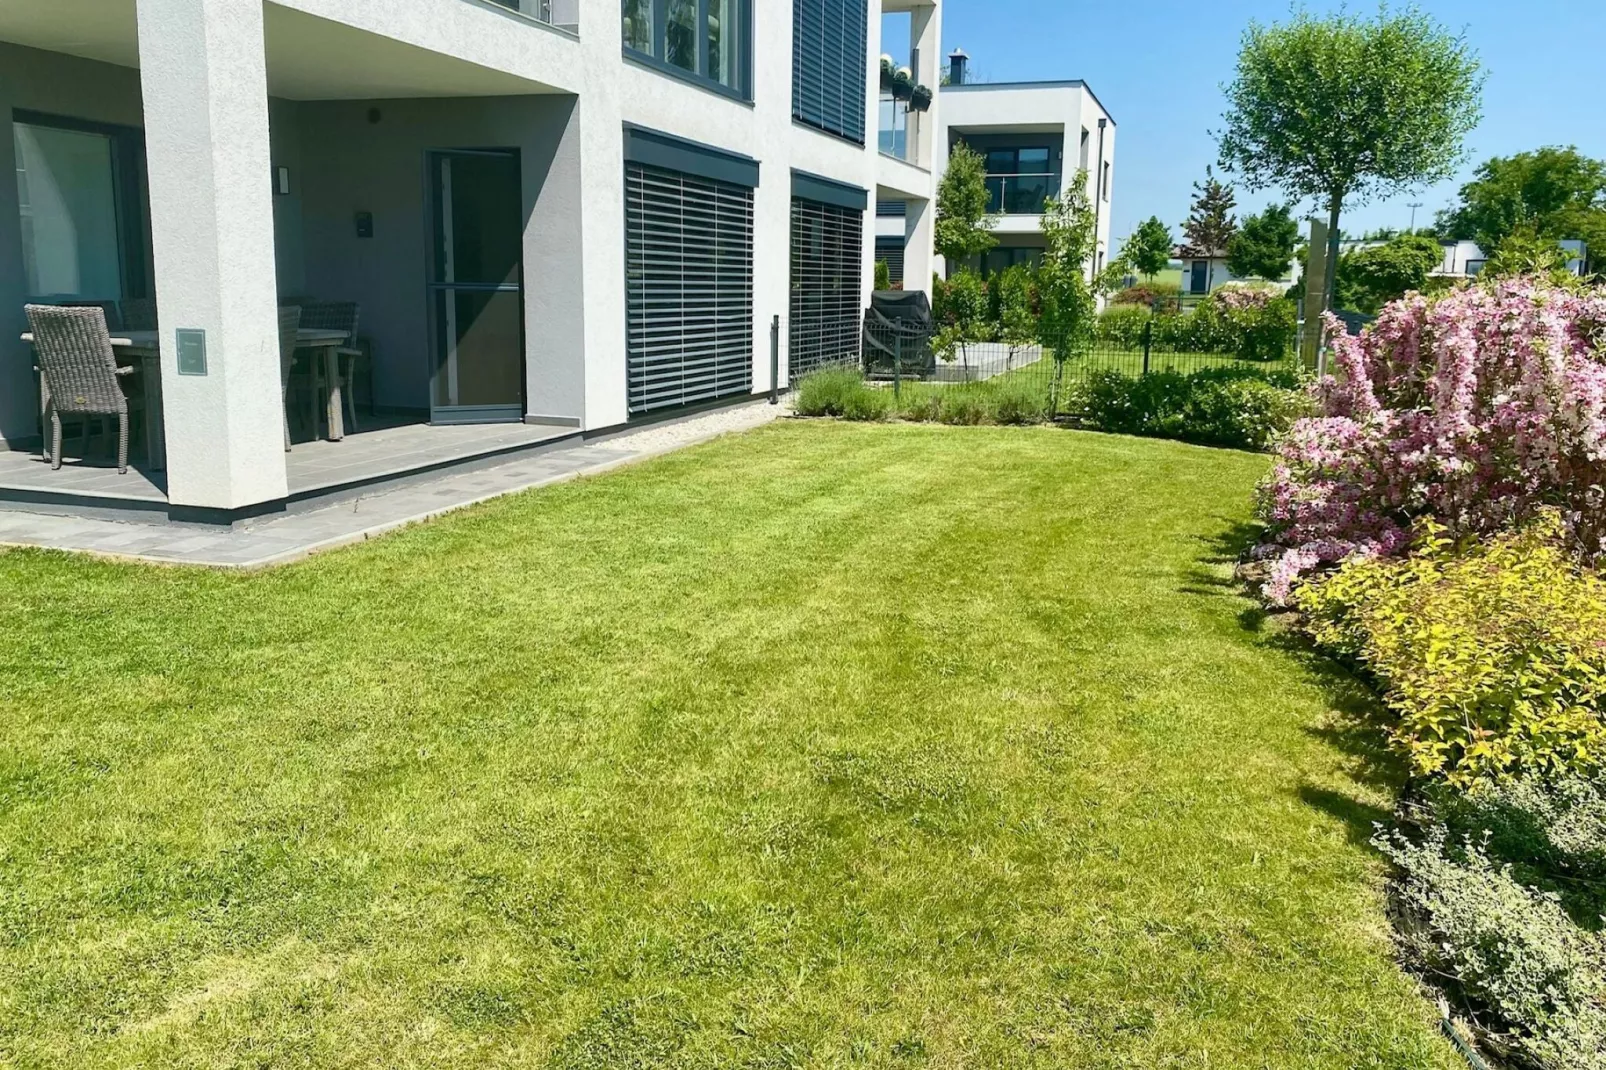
[792,0,868,144]
[790,196,865,377]
[626,162,755,417]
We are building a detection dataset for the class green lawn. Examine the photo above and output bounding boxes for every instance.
[0,422,1455,1069]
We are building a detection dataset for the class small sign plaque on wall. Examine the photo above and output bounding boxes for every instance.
[176,329,207,376]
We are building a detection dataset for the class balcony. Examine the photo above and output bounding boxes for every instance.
[878,95,924,166]
[481,0,579,32]
[985,172,1060,216]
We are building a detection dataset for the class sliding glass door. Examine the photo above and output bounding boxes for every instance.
[13,117,151,303]
[428,150,525,424]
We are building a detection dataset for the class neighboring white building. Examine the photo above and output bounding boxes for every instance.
[1435,239,1486,279]
[0,0,940,521]
[896,53,1112,284]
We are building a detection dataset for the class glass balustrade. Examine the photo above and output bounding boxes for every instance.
[984,173,1059,215]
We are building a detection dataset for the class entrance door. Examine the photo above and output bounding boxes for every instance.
[429,150,524,424]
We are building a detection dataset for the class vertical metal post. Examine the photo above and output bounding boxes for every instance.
[768,314,780,404]
[893,333,902,399]
[1142,317,1152,377]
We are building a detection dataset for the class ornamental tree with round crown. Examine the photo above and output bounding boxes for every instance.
[1217,7,1483,313]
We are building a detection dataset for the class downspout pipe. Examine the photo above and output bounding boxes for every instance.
[1092,118,1107,277]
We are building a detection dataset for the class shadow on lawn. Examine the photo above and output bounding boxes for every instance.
[1297,784,1394,847]
[1178,518,1273,632]
[1185,514,1411,845]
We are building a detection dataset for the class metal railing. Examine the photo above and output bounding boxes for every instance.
[984,172,1059,215]
[481,0,579,32]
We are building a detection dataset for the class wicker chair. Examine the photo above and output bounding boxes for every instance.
[279,305,303,451]
[25,304,142,473]
[296,300,362,434]
[62,300,123,331]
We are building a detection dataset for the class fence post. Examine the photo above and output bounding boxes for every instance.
[893,333,902,399]
[1141,317,1152,377]
[768,315,780,404]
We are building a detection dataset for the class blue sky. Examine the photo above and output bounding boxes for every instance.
[896,1,1606,250]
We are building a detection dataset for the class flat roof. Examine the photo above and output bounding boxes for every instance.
[942,79,1116,126]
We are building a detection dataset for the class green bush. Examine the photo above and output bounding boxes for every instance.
[1098,290,1297,360]
[1111,281,1181,308]
[802,374,1053,429]
[1377,820,1606,1070]
[795,368,868,417]
[839,385,891,422]
[1081,366,1305,450]
[1297,515,1606,786]
[1094,304,1152,347]
[937,390,991,426]
[989,380,1049,425]
[892,386,943,422]
[1438,774,1606,891]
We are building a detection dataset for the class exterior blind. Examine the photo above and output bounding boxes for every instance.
[792,0,868,144]
[626,162,755,417]
[790,196,864,377]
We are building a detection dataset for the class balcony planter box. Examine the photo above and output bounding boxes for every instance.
[909,84,933,112]
[889,68,914,101]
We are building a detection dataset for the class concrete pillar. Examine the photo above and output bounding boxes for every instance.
[136,0,288,511]
[904,198,936,298]
[909,4,942,170]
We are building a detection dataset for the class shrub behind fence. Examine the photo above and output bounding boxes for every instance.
[859,310,1298,417]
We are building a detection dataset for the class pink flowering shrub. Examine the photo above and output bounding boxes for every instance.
[1213,284,1278,313]
[1256,279,1606,603]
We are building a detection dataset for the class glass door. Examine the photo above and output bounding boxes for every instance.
[429,150,524,424]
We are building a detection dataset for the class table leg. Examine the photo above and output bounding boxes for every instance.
[305,352,319,441]
[143,354,166,471]
[324,346,345,441]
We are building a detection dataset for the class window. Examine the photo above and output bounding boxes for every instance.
[665,0,697,71]
[707,0,738,84]
[976,246,1042,279]
[790,190,865,377]
[623,0,751,98]
[12,116,150,303]
[1078,128,1089,170]
[874,235,905,287]
[622,0,652,50]
[1102,160,1111,202]
[625,160,754,416]
[793,0,869,144]
[972,144,1059,216]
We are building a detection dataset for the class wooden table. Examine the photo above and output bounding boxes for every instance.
[22,327,351,472]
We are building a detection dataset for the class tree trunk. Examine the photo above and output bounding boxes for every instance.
[1323,198,1343,315]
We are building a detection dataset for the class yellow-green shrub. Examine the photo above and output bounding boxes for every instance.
[1297,515,1606,786]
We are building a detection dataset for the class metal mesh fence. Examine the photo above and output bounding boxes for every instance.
[854,313,1298,414]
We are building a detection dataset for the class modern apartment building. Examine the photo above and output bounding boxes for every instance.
[914,51,1114,282]
[0,0,940,520]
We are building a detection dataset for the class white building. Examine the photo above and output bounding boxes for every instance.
[0,0,940,521]
[1436,238,1589,279]
[895,53,1113,283]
